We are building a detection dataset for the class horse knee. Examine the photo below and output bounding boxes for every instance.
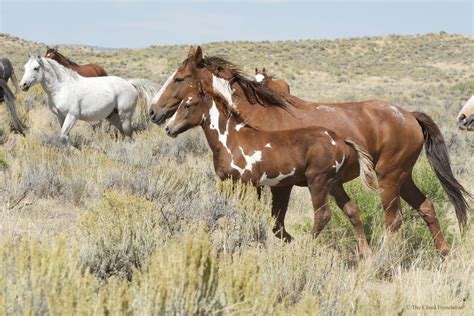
[417,198,437,225]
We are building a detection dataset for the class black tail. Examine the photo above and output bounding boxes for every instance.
[412,111,471,231]
[0,79,26,135]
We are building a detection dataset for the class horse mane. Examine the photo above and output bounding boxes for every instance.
[36,56,81,81]
[193,55,293,109]
[49,50,79,67]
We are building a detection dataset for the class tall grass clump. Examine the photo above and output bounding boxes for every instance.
[78,191,162,280]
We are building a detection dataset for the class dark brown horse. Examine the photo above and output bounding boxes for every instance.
[0,56,19,102]
[45,46,108,77]
[0,79,25,135]
[150,46,471,256]
[165,89,378,256]
[255,67,290,94]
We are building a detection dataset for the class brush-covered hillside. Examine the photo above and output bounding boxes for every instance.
[0,33,473,314]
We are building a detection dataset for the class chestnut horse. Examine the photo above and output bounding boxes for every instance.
[45,46,108,77]
[458,95,474,131]
[255,67,290,94]
[165,89,378,256]
[150,46,471,256]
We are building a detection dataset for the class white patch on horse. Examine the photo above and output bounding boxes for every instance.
[235,122,246,131]
[324,131,336,146]
[259,168,296,186]
[209,99,262,176]
[212,75,234,108]
[255,74,265,83]
[167,111,178,125]
[152,70,177,103]
[209,100,231,154]
[265,143,272,148]
[389,105,405,123]
[186,96,193,104]
[333,153,345,173]
[230,147,262,176]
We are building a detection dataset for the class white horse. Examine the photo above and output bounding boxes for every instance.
[20,55,157,141]
[458,95,474,131]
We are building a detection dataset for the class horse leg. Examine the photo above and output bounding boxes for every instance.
[400,175,450,256]
[330,183,371,257]
[270,185,293,242]
[119,112,133,141]
[376,168,408,232]
[60,113,77,143]
[307,176,331,238]
[56,113,65,128]
[106,111,124,137]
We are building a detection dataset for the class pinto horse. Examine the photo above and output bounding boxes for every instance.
[149,46,471,256]
[165,89,378,256]
[255,67,290,94]
[45,46,108,77]
[458,95,474,131]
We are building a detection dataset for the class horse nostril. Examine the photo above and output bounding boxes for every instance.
[458,114,466,122]
[149,109,155,117]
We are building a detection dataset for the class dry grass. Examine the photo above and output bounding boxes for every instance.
[0,32,473,314]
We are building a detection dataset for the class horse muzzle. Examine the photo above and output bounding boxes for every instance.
[164,123,181,138]
[20,82,30,92]
[149,108,168,125]
[458,114,474,131]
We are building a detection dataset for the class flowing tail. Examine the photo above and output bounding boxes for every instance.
[412,111,471,231]
[345,139,379,192]
[128,79,159,108]
[10,67,19,94]
[0,79,25,135]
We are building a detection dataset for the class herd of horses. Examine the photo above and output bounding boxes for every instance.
[0,45,472,257]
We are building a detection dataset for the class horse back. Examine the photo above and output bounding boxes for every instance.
[76,64,108,77]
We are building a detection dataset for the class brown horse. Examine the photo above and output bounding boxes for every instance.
[150,46,471,256]
[255,67,290,94]
[45,46,108,77]
[165,89,378,256]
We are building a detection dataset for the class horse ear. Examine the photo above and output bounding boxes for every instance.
[194,46,203,64]
[255,67,258,74]
[188,46,196,58]
[263,67,266,73]
[46,46,50,50]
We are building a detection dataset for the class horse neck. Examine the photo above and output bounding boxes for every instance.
[201,98,245,157]
[40,62,64,96]
[230,85,294,130]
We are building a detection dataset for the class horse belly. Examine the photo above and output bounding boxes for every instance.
[75,85,117,120]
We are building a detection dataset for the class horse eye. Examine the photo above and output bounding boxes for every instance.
[174,78,184,83]
[34,67,39,71]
